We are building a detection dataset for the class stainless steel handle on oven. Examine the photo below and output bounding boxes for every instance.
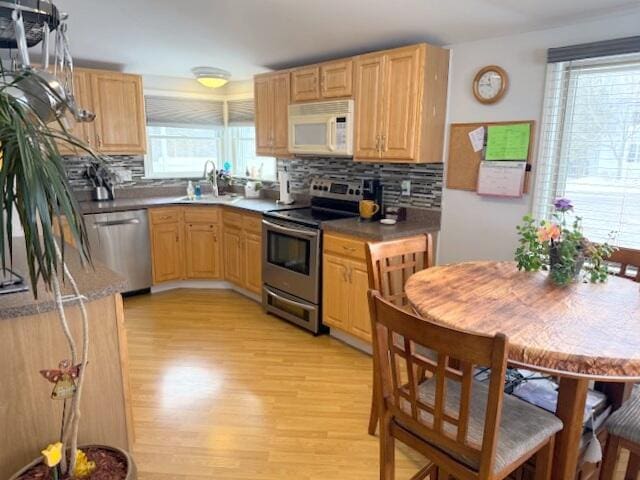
[262,219,318,238]
[265,287,315,311]
[93,219,141,227]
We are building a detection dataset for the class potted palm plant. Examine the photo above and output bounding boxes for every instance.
[2,6,135,480]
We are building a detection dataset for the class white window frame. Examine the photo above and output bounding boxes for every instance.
[143,90,276,181]
[533,53,640,248]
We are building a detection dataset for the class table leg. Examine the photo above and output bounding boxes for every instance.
[552,377,589,480]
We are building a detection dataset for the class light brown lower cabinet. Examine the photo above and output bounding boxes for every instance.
[149,208,184,284]
[185,223,221,279]
[149,206,262,294]
[223,225,244,285]
[322,233,372,342]
[222,211,263,294]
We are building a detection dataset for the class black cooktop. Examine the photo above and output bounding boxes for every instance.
[265,207,358,228]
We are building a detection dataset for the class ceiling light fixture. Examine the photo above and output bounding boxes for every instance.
[192,66,231,89]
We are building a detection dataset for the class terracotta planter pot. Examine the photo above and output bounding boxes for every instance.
[9,445,136,480]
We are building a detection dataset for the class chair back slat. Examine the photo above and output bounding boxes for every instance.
[368,290,509,475]
[608,247,640,282]
[366,234,433,308]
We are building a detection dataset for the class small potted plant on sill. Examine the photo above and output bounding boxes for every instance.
[514,198,615,286]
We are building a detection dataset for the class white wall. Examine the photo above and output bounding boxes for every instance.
[438,11,640,264]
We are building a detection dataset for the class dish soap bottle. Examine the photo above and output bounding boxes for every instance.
[187,180,195,200]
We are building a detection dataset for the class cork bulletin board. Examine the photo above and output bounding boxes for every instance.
[446,120,536,193]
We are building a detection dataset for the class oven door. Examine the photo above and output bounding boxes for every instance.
[262,218,320,303]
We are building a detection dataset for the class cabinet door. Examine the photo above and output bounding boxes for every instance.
[271,72,291,157]
[185,223,220,279]
[347,260,372,342]
[291,66,320,103]
[151,222,183,284]
[321,60,353,99]
[243,231,263,294]
[223,226,244,285]
[55,70,94,155]
[354,54,385,159]
[322,254,351,330]
[91,72,147,155]
[254,76,273,156]
[380,46,422,160]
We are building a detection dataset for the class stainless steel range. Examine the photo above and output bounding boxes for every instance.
[262,177,366,334]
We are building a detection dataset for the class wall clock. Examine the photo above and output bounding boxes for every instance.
[473,65,508,104]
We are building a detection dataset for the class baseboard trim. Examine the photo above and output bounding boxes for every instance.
[329,329,372,355]
[150,280,261,303]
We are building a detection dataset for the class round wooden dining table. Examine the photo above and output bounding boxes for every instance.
[405,261,640,480]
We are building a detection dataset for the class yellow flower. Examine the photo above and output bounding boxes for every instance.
[41,442,63,468]
[73,450,97,478]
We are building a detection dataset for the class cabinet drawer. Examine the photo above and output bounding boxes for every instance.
[184,206,220,224]
[242,213,262,234]
[222,209,244,229]
[149,207,182,225]
[323,233,366,261]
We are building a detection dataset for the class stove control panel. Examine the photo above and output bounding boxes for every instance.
[309,178,363,202]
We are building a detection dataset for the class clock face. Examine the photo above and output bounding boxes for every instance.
[473,66,508,104]
[477,71,503,100]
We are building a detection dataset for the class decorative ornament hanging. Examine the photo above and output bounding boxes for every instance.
[40,359,82,400]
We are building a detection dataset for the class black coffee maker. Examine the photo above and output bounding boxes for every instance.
[361,179,384,221]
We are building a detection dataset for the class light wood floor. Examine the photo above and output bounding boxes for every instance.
[124,289,630,479]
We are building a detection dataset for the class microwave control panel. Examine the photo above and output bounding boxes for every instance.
[335,117,347,148]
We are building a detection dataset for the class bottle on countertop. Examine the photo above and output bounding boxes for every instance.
[194,183,202,198]
[187,180,195,200]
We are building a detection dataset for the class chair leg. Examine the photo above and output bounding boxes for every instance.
[380,414,395,480]
[600,434,622,480]
[626,452,640,480]
[369,375,379,435]
[534,437,555,480]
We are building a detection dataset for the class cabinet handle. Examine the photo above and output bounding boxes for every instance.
[381,135,386,152]
[175,234,179,242]
[341,265,348,282]
[375,135,380,152]
[347,266,353,284]
[96,134,102,148]
[343,245,356,253]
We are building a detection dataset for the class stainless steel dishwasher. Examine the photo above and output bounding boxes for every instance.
[84,209,152,293]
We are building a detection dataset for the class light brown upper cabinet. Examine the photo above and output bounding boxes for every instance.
[54,68,147,156]
[254,71,290,157]
[354,44,449,163]
[291,59,353,103]
[90,71,147,155]
[291,66,320,102]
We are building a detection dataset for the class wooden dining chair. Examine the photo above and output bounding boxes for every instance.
[600,390,640,480]
[368,289,563,480]
[366,234,433,435]
[607,247,640,282]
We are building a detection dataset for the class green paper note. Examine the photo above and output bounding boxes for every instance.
[485,124,530,161]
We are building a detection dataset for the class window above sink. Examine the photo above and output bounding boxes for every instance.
[143,94,277,181]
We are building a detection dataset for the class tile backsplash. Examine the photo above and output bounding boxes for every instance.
[64,155,443,210]
[277,158,443,210]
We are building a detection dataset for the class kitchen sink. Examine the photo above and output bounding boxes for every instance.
[176,194,243,204]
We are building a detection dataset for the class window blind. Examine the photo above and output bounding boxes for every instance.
[145,95,224,127]
[227,99,254,126]
[533,52,640,249]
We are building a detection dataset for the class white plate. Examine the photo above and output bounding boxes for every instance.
[380,218,397,225]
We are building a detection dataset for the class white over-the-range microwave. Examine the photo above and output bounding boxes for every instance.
[288,99,354,157]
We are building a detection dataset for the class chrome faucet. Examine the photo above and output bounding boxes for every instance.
[202,160,219,197]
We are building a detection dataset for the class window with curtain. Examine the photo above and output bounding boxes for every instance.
[534,42,640,249]
[144,95,276,180]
